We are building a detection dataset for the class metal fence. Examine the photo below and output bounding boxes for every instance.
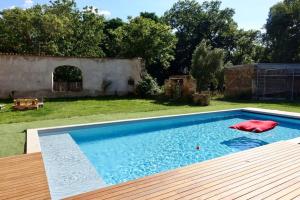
[254,65,300,100]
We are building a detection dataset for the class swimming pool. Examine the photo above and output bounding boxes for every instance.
[34,109,300,199]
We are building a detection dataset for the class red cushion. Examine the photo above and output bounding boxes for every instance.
[230,120,278,133]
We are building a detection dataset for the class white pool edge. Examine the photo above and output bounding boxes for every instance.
[26,107,300,154]
[27,129,41,154]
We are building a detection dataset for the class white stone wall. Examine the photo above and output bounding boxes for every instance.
[0,55,143,98]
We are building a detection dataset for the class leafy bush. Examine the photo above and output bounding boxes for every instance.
[192,93,211,106]
[136,73,162,97]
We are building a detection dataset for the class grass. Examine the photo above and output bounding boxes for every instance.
[1,96,300,157]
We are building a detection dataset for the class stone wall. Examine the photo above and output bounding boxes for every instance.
[164,75,196,99]
[0,55,143,99]
[224,64,255,98]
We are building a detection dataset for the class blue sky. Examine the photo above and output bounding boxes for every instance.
[0,0,281,30]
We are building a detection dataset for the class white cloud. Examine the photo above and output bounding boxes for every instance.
[2,5,16,10]
[23,0,34,8]
[88,6,111,18]
[98,10,111,17]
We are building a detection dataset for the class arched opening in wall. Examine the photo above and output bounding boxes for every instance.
[53,66,83,92]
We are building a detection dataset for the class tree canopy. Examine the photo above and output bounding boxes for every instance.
[164,0,237,74]
[0,0,105,57]
[231,30,263,65]
[113,16,177,76]
[264,0,300,63]
[101,18,125,57]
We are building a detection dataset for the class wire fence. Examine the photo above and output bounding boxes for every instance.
[254,65,300,100]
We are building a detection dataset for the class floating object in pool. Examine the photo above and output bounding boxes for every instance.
[230,120,278,133]
[196,146,201,150]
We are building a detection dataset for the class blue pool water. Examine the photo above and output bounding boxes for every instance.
[69,110,300,186]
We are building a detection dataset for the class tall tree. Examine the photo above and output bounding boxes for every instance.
[191,40,224,91]
[164,0,237,74]
[231,30,263,65]
[265,0,300,62]
[140,12,161,22]
[114,16,177,81]
[0,0,105,57]
[101,18,125,57]
[71,6,105,57]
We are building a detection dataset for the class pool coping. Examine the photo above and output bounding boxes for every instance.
[26,107,300,154]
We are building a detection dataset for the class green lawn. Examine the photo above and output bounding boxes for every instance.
[1,97,300,158]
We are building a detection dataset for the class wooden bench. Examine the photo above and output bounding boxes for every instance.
[13,98,39,110]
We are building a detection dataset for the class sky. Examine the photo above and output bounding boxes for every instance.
[0,0,282,31]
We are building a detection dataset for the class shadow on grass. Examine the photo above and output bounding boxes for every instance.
[0,99,13,104]
[1,96,143,104]
[215,96,300,107]
[151,96,198,107]
[44,96,199,107]
[44,95,139,103]
[152,96,300,108]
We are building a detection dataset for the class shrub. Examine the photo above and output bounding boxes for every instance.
[136,73,161,97]
[191,40,224,91]
[192,93,211,106]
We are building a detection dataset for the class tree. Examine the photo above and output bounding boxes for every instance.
[0,0,105,57]
[114,16,177,81]
[53,65,82,82]
[164,0,237,74]
[101,18,125,57]
[71,6,105,57]
[265,0,300,62]
[231,30,263,65]
[140,12,161,22]
[0,6,46,54]
[191,40,224,91]
[136,73,161,97]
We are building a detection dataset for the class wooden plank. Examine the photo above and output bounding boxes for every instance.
[240,177,300,200]
[67,142,300,200]
[0,153,51,200]
[161,152,300,200]
[255,180,300,200]
[272,186,300,200]
[203,161,300,200]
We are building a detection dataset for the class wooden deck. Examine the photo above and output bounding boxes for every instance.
[68,141,300,200]
[0,153,50,200]
[1,141,300,199]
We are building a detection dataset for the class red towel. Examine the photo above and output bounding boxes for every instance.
[230,120,278,133]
